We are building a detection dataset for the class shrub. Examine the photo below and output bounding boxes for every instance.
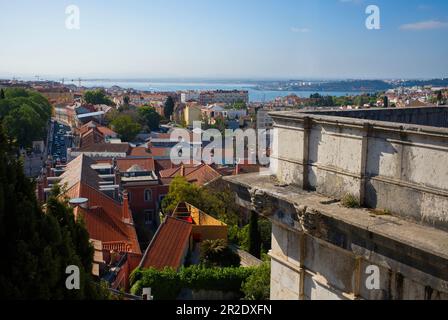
[242,262,271,300]
[130,267,181,300]
[131,265,257,300]
[200,239,241,268]
[341,193,360,208]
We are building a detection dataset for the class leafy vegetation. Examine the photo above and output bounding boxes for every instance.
[130,265,258,300]
[242,262,270,300]
[162,176,272,257]
[0,127,108,299]
[163,96,175,119]
[341,193,361,208]
[83,89,114,106]
[138,105,161,132]
[200,239,240,268]
[110,114,141,142]
[248,211,261,259]
[161,177,238,224]
[0,88,52,148]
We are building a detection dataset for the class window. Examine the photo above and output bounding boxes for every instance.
[144,210,154,225]
[144,189,152,202]
[159,194,166,203]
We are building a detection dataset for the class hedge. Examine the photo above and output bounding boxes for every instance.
[130,265,257,300]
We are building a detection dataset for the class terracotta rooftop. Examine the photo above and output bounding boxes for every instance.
[116,158,155,172]
[80,127,105,148]
[147,146,172,158]
[97,126,117,137]
[129,146,152,157]
[58,154,102,191]
[155,159,175,171]
[139,216,192,270]
[159,163,222,186]
[79,143,130,153]
[58,154,141,254]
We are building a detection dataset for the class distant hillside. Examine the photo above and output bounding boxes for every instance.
[292,80,393,92]
[401,79,448,87]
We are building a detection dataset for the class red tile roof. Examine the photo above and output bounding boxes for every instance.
[139,217,192,270]
[129,147,151,157]
[155,159,175,171]
[61,155,141,254]
[97,126,117,137]
[147,146,172,158]
[79,143,130,153]
[159,163,222,186]
[80,127,105,148]
[116,158,155,172]
[74,183,141,255]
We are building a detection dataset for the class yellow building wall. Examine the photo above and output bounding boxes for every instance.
[189,205,228,242]
[192,225,228,243]
[184,106,202,126]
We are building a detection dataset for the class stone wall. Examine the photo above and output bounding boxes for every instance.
[224,173,448,300]
[270,108,448,230]
[307,106,448,128]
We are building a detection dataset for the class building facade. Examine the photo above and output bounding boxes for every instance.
[226,106,448,300]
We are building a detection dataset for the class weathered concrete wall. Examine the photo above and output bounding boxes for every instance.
[224,173,448,300]
[270,108,448,230]
[270,222,448,300]
[308,106,448,128]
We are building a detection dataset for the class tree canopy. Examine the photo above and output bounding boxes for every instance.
[163,96,175,119]
[241,262,270,300]
[200,239,240,268]
[83,89,114,106]
[0,126,108,299]
[111,114,141,142]
[161,176,239,225]
[138,106,161,132]
[0,88,52,148]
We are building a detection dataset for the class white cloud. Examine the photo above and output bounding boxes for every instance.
[400,20,448,31]
[291,27,311,33]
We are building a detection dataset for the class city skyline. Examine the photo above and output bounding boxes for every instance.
[1,0,448,79]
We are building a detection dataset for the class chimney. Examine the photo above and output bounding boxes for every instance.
[180,164,185,177]
[114,162,121,186]
[46,160,52,177]
[37,177,44,203]
[122,190,131,223]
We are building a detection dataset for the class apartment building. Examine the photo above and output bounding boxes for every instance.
[199,90,249,105]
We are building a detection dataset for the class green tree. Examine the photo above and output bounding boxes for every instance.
[383,96,389,108]
[138,106,161,132]
[3,104,44,148]
[437,91,444,105]
[0,126,107,299]
[0,89,5,99]
[161,176,239,226]
[0,89,52,148]
[248,211,261,259]
[111,115,141,142]
[258,217,272,255]
[123,95,130,106]
[242,262,270,300]
[84,89,114,106]
[200,239,240,268]
[161,176,202,214]
[163,96,175,119]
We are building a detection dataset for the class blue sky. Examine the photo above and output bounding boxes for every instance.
[0,0,447,79]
